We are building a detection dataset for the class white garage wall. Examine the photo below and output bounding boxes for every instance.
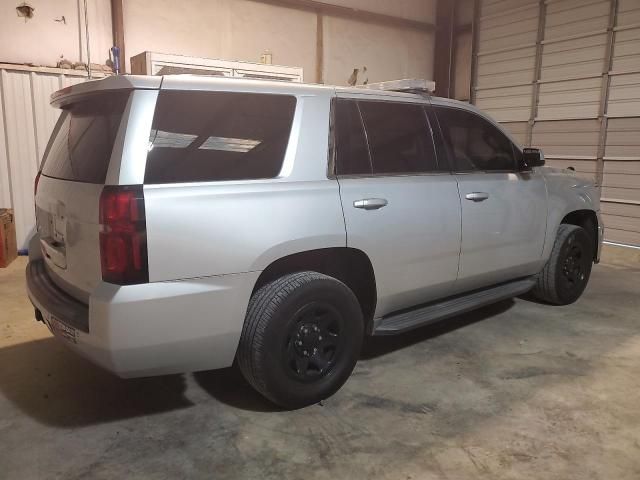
[322,16,434,86]
[122,0,435,84]
[1,0,436,85]
[122,0,318,81]
[0,0,113,67]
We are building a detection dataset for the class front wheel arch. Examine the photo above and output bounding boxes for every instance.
[533,224,593,305]
[560,209,599,261]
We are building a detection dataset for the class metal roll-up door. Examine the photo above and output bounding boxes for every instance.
[0,66,95,248]
[473,0,539,140]
[532,119,600,181]
[534,0,610,182]
[471,0,640,247]
[601,0,640,246]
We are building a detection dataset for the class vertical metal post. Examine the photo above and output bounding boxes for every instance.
[111,0,126,74]
[527,0,546,148]
[434,0,456,98]
[596,0,619,189]
[316,13,324,84]
[83,0,92,79]
[469,0,481,104]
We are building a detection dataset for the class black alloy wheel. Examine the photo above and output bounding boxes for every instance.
[284,302,344,382]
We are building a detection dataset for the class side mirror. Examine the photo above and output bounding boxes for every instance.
[522,147,545,169]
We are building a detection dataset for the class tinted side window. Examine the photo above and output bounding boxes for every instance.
[435,106,516,172]
[42,92,129,184]
[359,101,438,174]
[334,99,372,175]
[145,91,296,184]
[424,106,451,172]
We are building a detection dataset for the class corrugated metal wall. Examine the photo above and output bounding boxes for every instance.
[0,65,93,248]
[472,0,640,246]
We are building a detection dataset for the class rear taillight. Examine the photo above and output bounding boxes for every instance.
[34,171,41,197]
[99,185,149,285]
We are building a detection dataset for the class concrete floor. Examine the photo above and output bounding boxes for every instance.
[1,257,639,479]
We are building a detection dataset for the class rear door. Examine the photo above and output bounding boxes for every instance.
[334,94,461,317]
[35,90,134,301]
[432,104,548,292]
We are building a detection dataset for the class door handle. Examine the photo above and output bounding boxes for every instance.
[353,198,388,210]
[465,192,490,202]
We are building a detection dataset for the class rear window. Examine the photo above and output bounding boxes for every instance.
[144,91,297,184]
[42,92,130,183]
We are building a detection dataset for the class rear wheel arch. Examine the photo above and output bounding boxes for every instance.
[238,271,364,408]
[251,247,377,332]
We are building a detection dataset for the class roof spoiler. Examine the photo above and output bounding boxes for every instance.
[357,79,435,96]
[50,75,161,107]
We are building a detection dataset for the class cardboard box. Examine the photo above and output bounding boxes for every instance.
[0,209,17,268]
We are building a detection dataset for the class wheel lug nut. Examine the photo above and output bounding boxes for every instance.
[318,336,323,341]
[297,341,302,346]
[303,350,308,356]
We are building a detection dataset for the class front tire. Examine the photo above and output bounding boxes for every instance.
[532,224,594,305]
[237,271,363,409]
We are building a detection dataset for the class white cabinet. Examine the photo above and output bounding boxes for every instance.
[130,52,303,82]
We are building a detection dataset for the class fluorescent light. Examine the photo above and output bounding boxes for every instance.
[199,136,261,153]
[149,130,197,149]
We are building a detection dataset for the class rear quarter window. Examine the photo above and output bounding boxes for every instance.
[42,91,130,184]
[144,91,297,184]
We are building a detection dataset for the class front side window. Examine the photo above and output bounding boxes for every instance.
[359,101,438,175]
[435,106,516,172]
[145,91,296,184]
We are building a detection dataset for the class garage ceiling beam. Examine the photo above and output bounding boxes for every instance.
[248,0,435,32]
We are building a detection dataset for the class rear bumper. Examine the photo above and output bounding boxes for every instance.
[26,260,89,332]
[26,259,259,378]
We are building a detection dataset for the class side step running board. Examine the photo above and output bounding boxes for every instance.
[373,278,536,336]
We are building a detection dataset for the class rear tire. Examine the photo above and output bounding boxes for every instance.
[532,224,593,305]
[237,271,363,409]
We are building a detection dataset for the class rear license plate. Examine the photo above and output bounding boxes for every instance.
[44,312,78,344]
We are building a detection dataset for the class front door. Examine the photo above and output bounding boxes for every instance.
[432,104,548,292]
[334,95,462,317]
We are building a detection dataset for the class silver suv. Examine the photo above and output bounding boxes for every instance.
[27,75,603,408]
